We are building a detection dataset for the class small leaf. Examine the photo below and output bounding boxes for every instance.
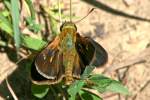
[4,1,11,11]
[79,90,102,100]
[68,65,95,99]
[0,12,13,36]
[21,35,47,51]
[26,17,42,33]
[89,74,130,95]
[68,81,85,100]
[106,81,129,95]
[81,65,95,79]
[89,74,112,93]
[49,11,59,36]
[25,0,36,19]
[31,84,49,99]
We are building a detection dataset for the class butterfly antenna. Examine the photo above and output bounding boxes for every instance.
[70,0,72,22]
[75,8,95,23]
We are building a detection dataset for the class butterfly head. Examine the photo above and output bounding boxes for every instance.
[60,22,77,32]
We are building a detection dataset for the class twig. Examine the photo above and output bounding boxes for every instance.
[6,78,18,100]
[132,79,150,100]
[122,0,133,7]
[103,47,150,74]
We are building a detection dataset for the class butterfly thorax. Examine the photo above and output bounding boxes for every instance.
[59,22,78,85]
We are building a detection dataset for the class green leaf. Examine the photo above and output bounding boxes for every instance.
[89,74,112,93]
[0,12,13,36]
[25,0,36,19]
[68,65,95,100]
[11,0,21,51]
[81,65,95,79]
[42,6,60,36]
[68,81,85,100]
[79,90,102,100]
[106,81,129,95]
[89,74,129,95]
[49,11,59,36]
[21,35,47,51]
[26,17,42,33]
[4,0,11,11]
[31,84,49,99]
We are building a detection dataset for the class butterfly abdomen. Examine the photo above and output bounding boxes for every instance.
[63,51,76,85]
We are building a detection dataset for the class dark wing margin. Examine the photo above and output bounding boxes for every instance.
[31,41,64,85]
[75,33,108,67]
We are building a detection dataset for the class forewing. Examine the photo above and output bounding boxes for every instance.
[31,37,64,85]
[75,33,108,67]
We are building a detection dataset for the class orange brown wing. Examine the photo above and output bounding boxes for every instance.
[31,37,65,85]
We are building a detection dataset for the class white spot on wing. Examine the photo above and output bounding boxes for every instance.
[43,54,46,60]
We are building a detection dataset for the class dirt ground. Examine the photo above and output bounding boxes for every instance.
[0,0,150,100]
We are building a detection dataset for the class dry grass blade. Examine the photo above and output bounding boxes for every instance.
[132,80,150,100]
[6,78,18,100]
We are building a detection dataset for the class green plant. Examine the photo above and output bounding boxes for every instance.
[31,65,129,99]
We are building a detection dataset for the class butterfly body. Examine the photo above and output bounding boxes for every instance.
[59,22,78,85]
[31,22,108,85]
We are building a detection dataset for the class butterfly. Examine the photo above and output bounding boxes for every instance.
[31,21,108,85]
